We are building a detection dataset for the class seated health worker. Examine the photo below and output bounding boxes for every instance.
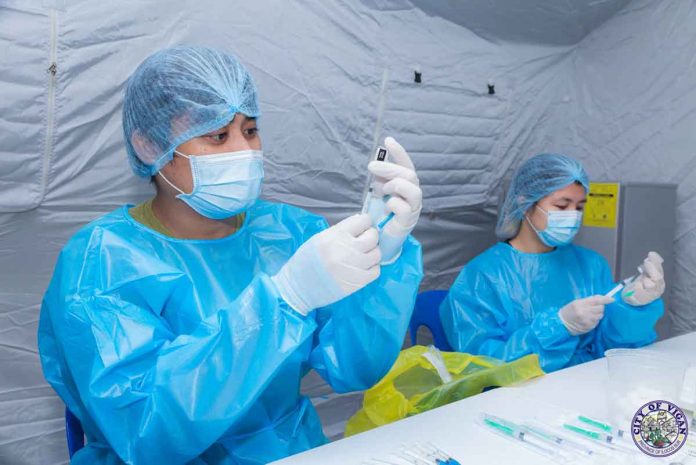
[38,46,424,465]
[440,153,664,372]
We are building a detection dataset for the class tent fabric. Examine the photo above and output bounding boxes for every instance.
[1,1,695,464]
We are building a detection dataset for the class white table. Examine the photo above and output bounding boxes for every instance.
[272,332,696,464]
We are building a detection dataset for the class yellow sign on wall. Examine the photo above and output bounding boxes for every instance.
[583,182,619,228]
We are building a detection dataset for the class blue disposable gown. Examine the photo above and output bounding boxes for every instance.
[440,242,663,373]
[39,200,423,465]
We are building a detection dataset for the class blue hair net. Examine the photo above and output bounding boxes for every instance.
[122,46,260,177]
[496,153,589,240]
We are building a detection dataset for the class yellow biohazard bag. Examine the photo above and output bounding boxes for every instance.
[345,345,544,436]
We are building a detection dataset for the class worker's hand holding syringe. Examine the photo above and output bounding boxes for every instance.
[604,251,665,305]
[559,295,614,336]
[362,137,422,264]
[271,137,422,315]
[559,251,666,336]
[619,251,665,306]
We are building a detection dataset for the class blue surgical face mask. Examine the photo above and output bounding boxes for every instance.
[158,149,264,219]
[526,205,582,247]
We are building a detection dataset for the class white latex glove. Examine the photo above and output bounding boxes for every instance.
[367,137,422,264]
[622,251,665,306]
[558,295,615,336]
[271,214,381,316]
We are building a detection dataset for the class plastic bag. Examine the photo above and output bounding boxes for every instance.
[345,345,544,436]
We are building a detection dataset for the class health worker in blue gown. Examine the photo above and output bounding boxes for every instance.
[38,46,424,465]
[440,153,665,372]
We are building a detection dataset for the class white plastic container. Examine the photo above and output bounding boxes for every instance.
[605,348,688,429]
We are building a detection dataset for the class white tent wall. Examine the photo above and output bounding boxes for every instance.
[509,0,696,337]
[0,0,682,464]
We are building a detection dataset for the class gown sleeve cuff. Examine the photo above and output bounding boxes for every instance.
[531,310,576,348]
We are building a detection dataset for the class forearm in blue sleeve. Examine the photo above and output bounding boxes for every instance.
[593,297,663,355]
[476,311,579,372]
[440,277,578,372]
[309,236,423,393]
[48,274,315,465]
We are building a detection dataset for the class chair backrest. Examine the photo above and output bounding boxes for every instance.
[65,408,85,457]
[409,290,451,351]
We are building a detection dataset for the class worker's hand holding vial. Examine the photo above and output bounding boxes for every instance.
[558,295,615,335]
[367,137,422,264]
[622,251,665,306]
[271,214,381,315]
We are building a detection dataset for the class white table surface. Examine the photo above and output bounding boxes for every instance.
[272,332,696,464]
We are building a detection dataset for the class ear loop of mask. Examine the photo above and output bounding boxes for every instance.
[525,204,544,234]
[157,151,190,195]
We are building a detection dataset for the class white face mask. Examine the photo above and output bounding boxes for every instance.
[527,205,583,247]
[159,149,264,219]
